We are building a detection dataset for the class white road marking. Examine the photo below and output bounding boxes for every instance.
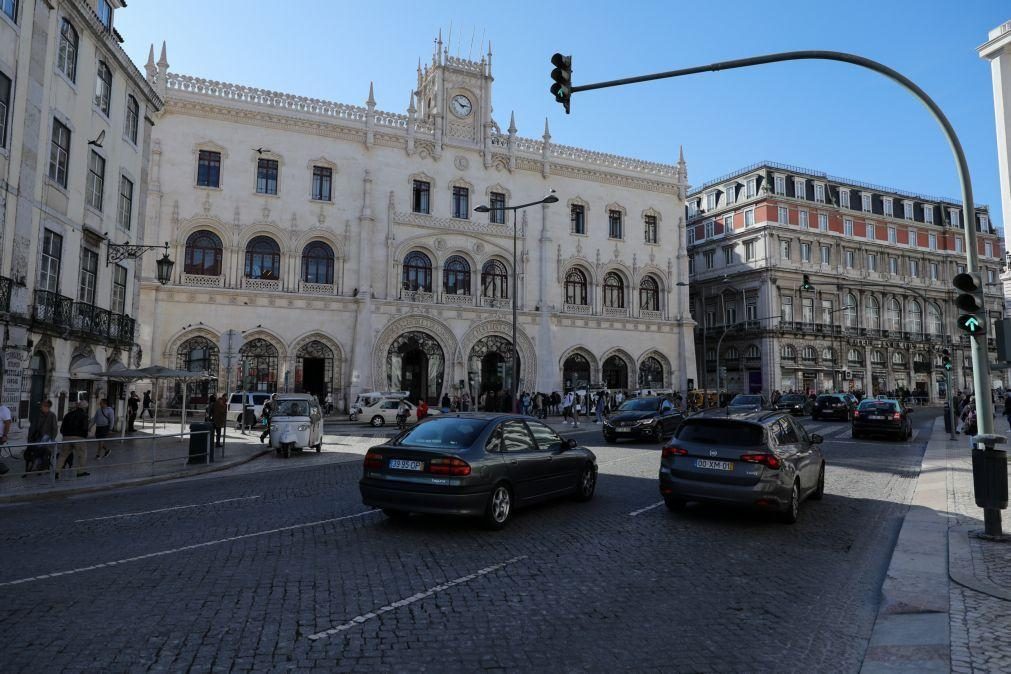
[0,509,381,588]
[628,500,665,517]
[306,556,528,641]
[598,454,653,467]
[74,496,263,522]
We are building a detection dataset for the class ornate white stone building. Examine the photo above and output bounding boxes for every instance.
[137,37,695,410]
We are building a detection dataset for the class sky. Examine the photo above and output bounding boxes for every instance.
[117,0,1010,230]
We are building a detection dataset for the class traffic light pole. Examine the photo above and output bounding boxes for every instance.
[566,49,1003,536]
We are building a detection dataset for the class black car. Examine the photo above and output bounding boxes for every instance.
[774,394,813,416]
[812,394,855,421]
[360,414,597,529]
[851,399,913,440]
[602,397,684,443]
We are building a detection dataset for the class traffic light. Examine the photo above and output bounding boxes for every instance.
[941,349,952,372]
[953,272,986,335]
[801,274,814,291]
[550,53,572,114]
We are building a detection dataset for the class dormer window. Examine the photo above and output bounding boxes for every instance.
[924,207,934,225]
[724,184,735,205]
[980,214,990,232]
[814,183,825,203]
[839,189,850,209]
[883,198,893,217]
[793,178,805,200]
[706,191,717,211]
[861,194,872,213]
[774,175,785,196]
[903,200,914,220]
[746,177,757,198]
[949,207,960,228]
[96,0,112,29]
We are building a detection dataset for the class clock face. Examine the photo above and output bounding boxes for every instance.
[450,94,473,118]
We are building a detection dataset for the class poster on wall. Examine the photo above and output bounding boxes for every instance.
[2,348,30,444]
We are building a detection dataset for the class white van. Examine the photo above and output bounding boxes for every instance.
[227,392,273,426]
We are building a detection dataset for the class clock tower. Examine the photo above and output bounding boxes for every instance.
[416,32,495,149]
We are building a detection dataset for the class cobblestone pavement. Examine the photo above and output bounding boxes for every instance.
[945,438,1011,674]
[0,412,934,672]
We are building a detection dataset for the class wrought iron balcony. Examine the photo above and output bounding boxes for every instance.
[33,290,74,328]
[32,290,135,346]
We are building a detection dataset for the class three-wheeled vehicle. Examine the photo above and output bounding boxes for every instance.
[270,393,324,458]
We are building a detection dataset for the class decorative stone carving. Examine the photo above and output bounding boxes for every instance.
[434,238,446,251]
[373,315,460,393]
[454,155,470,170]
[459,318,536,388]
[473,242,485,254]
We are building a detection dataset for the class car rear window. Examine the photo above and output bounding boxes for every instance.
[781,395,806,402]
[676,420,764,446]
[396,418,487,450]
[816,395,840,403]
[858,401,898,412]
[731,395,763,406]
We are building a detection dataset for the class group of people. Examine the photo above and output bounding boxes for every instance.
[19,397,119,478]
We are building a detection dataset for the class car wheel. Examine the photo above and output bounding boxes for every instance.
[574,464,597,502]
[483,484,513,530]
[809,463,825,501]
[370,415,385,427]
[779,481,800,524]
[382,508,410,521]
[654,427,664,443]
[664,496,686,512]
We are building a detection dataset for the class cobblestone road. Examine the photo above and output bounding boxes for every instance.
[0,411,935,672]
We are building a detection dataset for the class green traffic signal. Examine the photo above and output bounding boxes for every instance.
[550,53,572,114]
[800,274,814,291]
[953,272,986,336]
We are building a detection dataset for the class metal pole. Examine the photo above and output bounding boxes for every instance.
[946,368,957,441]
[512,207,519,412]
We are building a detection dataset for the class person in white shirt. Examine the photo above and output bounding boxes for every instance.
[0,403,11,445]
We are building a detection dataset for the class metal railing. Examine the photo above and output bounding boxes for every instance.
[32,290,135,346]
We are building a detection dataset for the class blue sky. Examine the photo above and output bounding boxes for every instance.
[118,0,1009,228]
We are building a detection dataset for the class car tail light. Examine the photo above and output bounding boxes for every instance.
[892,412,902,420]
[852,410,860,418]
[740,453,781,470]
[662,445,688,459]
[428,457,471,476]
[364,451,383,470]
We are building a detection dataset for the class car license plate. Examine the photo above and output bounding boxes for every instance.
[695,459,734,471]
[868,415,884,420]
[389,459,423,471]
[616,427,632,433]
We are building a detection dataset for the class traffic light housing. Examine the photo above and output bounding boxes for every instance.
[801,274,814,291]
[953,272,986,335]
[550,53,572,114]
[941,349,952,372]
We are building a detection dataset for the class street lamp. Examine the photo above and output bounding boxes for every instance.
[475,190,559,410]
[106,238,175,286]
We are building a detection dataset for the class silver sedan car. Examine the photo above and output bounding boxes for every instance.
[658,410,825,523]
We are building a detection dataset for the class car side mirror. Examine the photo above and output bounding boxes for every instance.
[810,433,823,444]
[564,438,578,450]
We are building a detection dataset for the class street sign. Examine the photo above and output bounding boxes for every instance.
[957,314,984,334]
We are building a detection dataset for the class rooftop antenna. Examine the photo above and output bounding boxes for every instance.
[467,26,475,61]
[447,21,453,58]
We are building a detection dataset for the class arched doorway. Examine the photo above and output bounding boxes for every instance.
[295,340,334,402]
[563,353,591,391]
[28,352,48,426]
[638,356,665,389]
[468,335,518,411]
[387,331,444,404]
[176,336,218,405]
[602,355,628,390]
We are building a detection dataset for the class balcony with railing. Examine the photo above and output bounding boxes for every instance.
[563,302,593,315]
[480,296,511,310]
[602,306,629,318]
[441,292,473,306]
[32,290,135,346]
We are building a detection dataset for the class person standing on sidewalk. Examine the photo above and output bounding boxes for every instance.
[212,394,228,448]
[58,402,90,478]
[127,391,140,432]
[562,390,574,425]
[91,398,114,459]
[141,390,153,419]
[259,394,277,444]
[25,399,57,475]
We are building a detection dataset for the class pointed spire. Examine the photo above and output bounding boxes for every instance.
[144,44,157,81]
[543,117,551,140]
[157,40,169,68]
[366,81,376,107]
[407,89,416,114]
[678,144,685,164]
[146,44,155,69]
[508,111,517,134]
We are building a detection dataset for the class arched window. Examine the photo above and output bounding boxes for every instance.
[892,351,907,366]
[913,352,928,364]
[638,356,664,388]
[745,345,761,361]
[885,298,902,331]
[822,347,834,362]
[927,302,942,335]
[871,349,885,365]
[402,251,432,292]
[95,60,112,115]
[239,338,279,392]
[481,260,508,299]
[781,344,796,360]
[443,255,471,295]
[909,300,923,334]
[603,272,624,308]
[57,19,79,82]
[184,230,222,276]
[848,348,862,363]
[639,276,660,312]
[844,293,858,328]
[865,296,880,329]
[565,268,588,306]
[301,241,334,285]
[801,346,817,361]
[724,346,739,361]
[244,236,281,279]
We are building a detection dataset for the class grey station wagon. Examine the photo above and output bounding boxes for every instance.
[658,411,825,523]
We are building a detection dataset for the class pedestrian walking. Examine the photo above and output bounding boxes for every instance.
[141,390,153,419]
[127,391,140,432]
[594,391,606,424]
[324,392,334,416]
[562,391,574,424]
[396,398,411,431]
[417,399,429,421]
[259,394,277,443]
[212,394,228,447]
[25,399,58,476]
[58,402,91,478]
[91,398,115,459]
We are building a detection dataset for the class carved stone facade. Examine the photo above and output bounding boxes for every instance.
[138,35,696,407]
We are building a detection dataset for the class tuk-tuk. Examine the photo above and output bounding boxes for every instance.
[270,393,324,458]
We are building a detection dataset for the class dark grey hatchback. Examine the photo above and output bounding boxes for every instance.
[658,411,825,523]
[360,414,597,529]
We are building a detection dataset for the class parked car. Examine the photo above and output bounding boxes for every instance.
[602,397,684,443]
[727,394,767,414]
[658,410,825,524]
[851,399,912,440]
[774,394,813,416]
[812,393,856,421]
[359,414,597,529]
[227,392,272,427]
[358,398,442,427]
[350,391,409,421]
